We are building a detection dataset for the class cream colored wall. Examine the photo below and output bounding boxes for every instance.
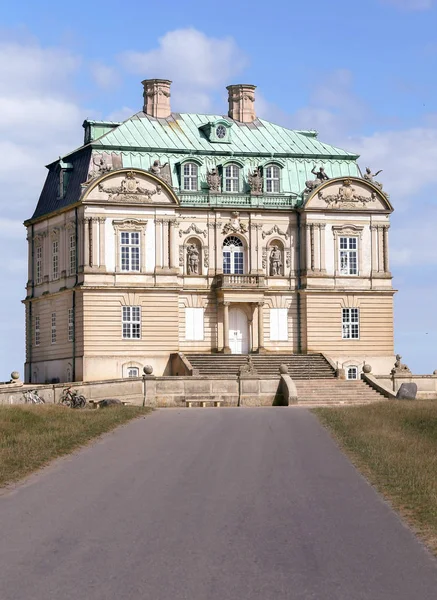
[178,293,218,352]
[304,292,394,374]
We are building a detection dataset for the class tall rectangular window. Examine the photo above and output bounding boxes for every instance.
[68,308,74,342]
[224,164,240,192]
[185,307,204,341]
[339,237,358,275]
[265,165,280,193]
[120,232,140,272]
[52,240,59,280]
[183,163,198,191]
[69,234,76,276]
[122,306,141,339]
[51,312,57,344]
[342,308,359,339]
[36,246,42,285]
[35,316,40,347]
[270,308,288,341]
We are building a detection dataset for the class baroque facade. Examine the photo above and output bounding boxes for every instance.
[24,80,395,383]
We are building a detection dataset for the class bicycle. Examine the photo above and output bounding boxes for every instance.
[23,390,45,404]
[60,387,86,409]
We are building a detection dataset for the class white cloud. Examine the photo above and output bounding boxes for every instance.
[90,62,120,89]
[120,28,247,113]
[380,0,434,9]
[391,204,437,266]
[106,106,136,122]
[349,127,437,204]
[0,218,24,238]
[0,40,84,215]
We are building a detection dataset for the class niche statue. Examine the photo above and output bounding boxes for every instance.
[187,244,200,275]
[269,245,283,276]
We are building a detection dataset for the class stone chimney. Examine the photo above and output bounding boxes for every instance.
[227,84,256,123]
[142,79,172,118]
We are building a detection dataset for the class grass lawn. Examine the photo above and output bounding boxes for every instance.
[314,400,437,555]
[0,404,151,487]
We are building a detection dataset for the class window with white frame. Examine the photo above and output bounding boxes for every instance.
[35,316,40,347]
[342,308,359,339]
[68,234,76,276]
[68,308,74,342]
[223,236,244,274]
[182,162,198,191]
[122,306,141,339]
[120,231,140,272]
[52,240,59,280]
[185,307,204,341]
[270,308,288,341]
[35,246,42,285]
[265,165,280,193]
[347,366,358,380]
[128,367,139,377]
[339,237,358,275]
[224,164,240,192]
[51,312,57,344]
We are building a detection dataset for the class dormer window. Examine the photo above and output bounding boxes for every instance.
[224,164,240,192]
[199,119,232,143]
[183,162,198,191]
[265,164,280,193]
[57,159,73,199]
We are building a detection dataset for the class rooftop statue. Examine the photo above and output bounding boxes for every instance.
[248,168,263,195]
[304,166,329,194]
[363,167,384,191]
[207,168,221,193]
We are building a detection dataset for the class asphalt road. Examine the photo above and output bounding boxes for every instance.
[1,408,437,600]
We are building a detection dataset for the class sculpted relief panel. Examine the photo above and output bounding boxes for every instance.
[85,170,176,204]
[306,178,391,212]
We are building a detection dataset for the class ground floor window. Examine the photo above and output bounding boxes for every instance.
[185,307,204,341]
[122,306,141,339]
[270,308,288,341]
[347,366,358,380]
[342,308,359,339]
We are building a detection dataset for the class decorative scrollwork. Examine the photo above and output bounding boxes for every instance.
[179,223,207,238]
[262,224,289,240]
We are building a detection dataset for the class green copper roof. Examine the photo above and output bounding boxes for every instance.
[91,112,358,159]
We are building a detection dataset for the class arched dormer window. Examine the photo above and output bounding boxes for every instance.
[224,163,240,193]
[265,164,281,193]
[182,162,198,191]
[223,236,244,274]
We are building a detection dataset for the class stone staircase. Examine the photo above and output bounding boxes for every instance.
[294,379,386,406]
[186,353,336,379]
[184,353,386,406]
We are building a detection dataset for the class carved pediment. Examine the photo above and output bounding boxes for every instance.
[83,169,178,205]
[304,177,393,212]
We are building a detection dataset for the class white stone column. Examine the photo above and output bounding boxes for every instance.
[258,301,265,353]
[320,224,326,273]
[208,222,215,275]
[98,218,106,270]
[313,224,320,271]
[383,225,390,273]
[155,218,162,271]
[306,224,312,271]
[223,302,231,354]
[371,225,378,274]
[162,220,170,269]
[378,226,384,273]
[169,220,178,269]
[83,218,90,268]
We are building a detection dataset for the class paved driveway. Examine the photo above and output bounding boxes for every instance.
[1,408,437,599]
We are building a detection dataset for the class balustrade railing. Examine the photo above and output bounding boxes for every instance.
[179,193,300,208]
[216,274,265,288]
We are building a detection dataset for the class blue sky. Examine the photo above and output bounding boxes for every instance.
[1,0,436,377]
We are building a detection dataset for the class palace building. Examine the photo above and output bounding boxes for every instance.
[24,79,395,383]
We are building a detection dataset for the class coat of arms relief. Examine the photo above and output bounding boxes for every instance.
[318,179,375,209]
[98,171,163,203]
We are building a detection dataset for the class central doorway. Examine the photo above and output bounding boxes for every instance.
[229,307,249,354]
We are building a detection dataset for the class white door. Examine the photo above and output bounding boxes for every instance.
[229,308,249,354]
